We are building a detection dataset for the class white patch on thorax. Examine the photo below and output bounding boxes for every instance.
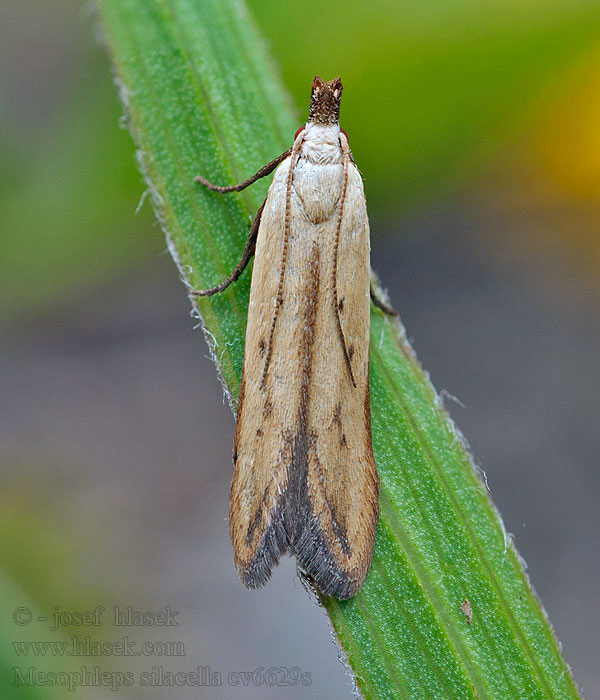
[300,122,342,164]
[290,122,345,224]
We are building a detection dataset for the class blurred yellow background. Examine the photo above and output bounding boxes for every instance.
[1,1,599,698]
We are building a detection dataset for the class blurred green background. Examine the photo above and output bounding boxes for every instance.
[2,1,599,698]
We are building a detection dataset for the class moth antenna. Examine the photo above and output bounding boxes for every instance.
[332,134,356,387]
[260,140,303,387]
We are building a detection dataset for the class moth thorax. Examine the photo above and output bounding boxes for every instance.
[309,75,343,125]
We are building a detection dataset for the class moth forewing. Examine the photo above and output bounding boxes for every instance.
[299,149,378,598]
[194,76,383,600]
[229,152,299,586]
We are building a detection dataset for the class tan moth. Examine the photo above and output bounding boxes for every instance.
[191,76,396,599]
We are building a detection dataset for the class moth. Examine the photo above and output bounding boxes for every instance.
[191,76,395,599]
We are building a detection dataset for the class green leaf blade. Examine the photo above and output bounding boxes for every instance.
[98,2,581,698]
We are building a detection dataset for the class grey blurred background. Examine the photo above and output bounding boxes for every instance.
[2,1,599,698]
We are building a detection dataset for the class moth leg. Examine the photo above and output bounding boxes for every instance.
[189,198,266,297]
[195,148,292,193]
[370,283,398,316]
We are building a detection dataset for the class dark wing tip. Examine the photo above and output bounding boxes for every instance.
[291,511,370,600]
[235,514,289,589]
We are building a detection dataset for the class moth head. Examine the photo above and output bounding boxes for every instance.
[309,75,343,125]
